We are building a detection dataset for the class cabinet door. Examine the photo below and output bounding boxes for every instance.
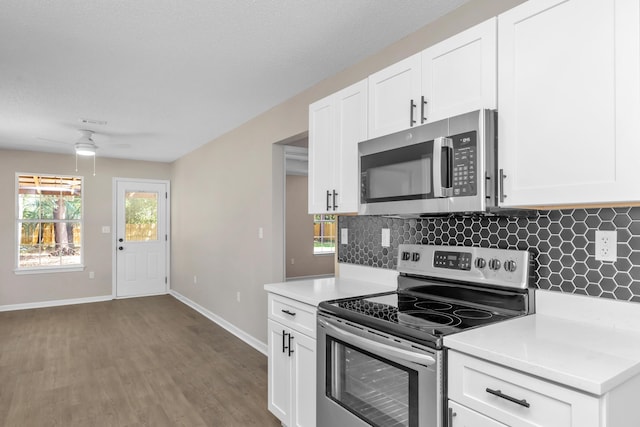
[267,320,291,424]
[422,18,497,123]
[308,96,335,213]
[498,0,640,207]
[449,401,507,427]
[291,331,316,427]
[333,80,367,213]
[368,54,422,138]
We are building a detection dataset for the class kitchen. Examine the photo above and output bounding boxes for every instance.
[266,0,640,426]
[2,0,639,426]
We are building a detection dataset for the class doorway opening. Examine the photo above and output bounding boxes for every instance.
[275,135,335,281]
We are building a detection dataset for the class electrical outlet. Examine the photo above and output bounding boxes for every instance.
[193,275,197,284]
[236,292,241,302]
[341,228,348,245]
[595,230,617,262]
[291,258,295,265]
[89,271,95,279]
[381,228,391,247]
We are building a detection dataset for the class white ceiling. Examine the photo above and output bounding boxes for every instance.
[0,0,469,162]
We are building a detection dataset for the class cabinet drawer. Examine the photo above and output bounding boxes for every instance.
[448,351,599,427]
[268,294,316,338]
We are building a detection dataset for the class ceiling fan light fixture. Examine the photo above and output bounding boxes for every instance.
[75,142,96,156]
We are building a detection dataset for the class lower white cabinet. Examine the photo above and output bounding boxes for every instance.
[449,400,507,427]
[267,294,316,427]
[447,350,640,427]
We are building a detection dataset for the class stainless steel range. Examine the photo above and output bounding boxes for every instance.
[317,244,533,427]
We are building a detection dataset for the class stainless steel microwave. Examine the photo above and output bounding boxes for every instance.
[359,109,503,217]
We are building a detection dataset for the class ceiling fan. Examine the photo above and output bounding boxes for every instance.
[74,129,98,156]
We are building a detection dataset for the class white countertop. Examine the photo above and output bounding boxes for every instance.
[264,276,395,307]
[444,290,640,396]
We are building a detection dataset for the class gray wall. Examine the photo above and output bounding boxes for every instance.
[0,149,171,307]
[170,0,526,344]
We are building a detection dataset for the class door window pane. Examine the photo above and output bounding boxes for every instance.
[125,191,158,241]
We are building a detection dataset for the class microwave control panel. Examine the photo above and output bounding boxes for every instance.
[451,131,477,197]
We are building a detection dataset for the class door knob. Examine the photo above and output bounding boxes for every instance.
[118,246,124,251]
[118,238,124,242]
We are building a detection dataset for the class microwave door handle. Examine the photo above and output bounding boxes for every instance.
[318,318,436,367]
[432,137,453,198]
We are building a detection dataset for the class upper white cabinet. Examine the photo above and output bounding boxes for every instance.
[422,18,497,123]
[368,18,497,138]
[368,54,422,138]
[498,0,640,207]
[308,79,367,214]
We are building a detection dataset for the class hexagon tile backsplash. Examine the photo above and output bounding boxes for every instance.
[337,207,640,302]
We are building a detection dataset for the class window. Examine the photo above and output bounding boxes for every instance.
[314,214,336,254]
[16,174,83,271]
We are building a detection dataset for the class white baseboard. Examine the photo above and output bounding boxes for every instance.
[0,295,113,312]
[169,290,267,355]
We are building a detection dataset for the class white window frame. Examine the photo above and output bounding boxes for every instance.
[15,173,85,274]
[313,214,336,255]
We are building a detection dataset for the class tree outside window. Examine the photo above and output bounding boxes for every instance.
[17,174,83,269]
[314,214,336,254]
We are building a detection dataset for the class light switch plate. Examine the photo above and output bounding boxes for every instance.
[101,226,110,234]
[382,228,390,247]
[341,228,348,245]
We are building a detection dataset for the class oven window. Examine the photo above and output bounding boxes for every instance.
[326,337,418,427]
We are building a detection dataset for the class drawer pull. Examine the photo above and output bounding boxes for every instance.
[486,388,530,408]
[281,309,297,316]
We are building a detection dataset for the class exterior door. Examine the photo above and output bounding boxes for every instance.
[115,179,168,298]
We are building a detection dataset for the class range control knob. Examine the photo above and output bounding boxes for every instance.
[411,252,421,262]
[401,251,411,261]
[475,257,486,269]
[504,260,518,273]
[488,259,501,271]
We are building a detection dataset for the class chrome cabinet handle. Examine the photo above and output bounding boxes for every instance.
[486,387,530,408]
[326,190,331,211]
[282,330,288,353]
[332,190,338,210]
[410,99,417,126]
[448,407,457,425]
[287,334,294,357]
[281,309,296,316]
[421,95,428,124]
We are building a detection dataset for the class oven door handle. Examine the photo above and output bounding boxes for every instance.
[319,318,436,367]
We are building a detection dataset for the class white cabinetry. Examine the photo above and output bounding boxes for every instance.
[308,79,367,214]
[449,350,624,427]
[368,18,497,138]
[267,294,316,427]
[368,53,422,138]
[449,401,507,427]
[498,0,640,207]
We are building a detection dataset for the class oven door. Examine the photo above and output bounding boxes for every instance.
[317,314,444,427]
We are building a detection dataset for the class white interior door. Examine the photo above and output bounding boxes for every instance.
[115,179,168,298]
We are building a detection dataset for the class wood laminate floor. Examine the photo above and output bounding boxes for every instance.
[0,295,282,426]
